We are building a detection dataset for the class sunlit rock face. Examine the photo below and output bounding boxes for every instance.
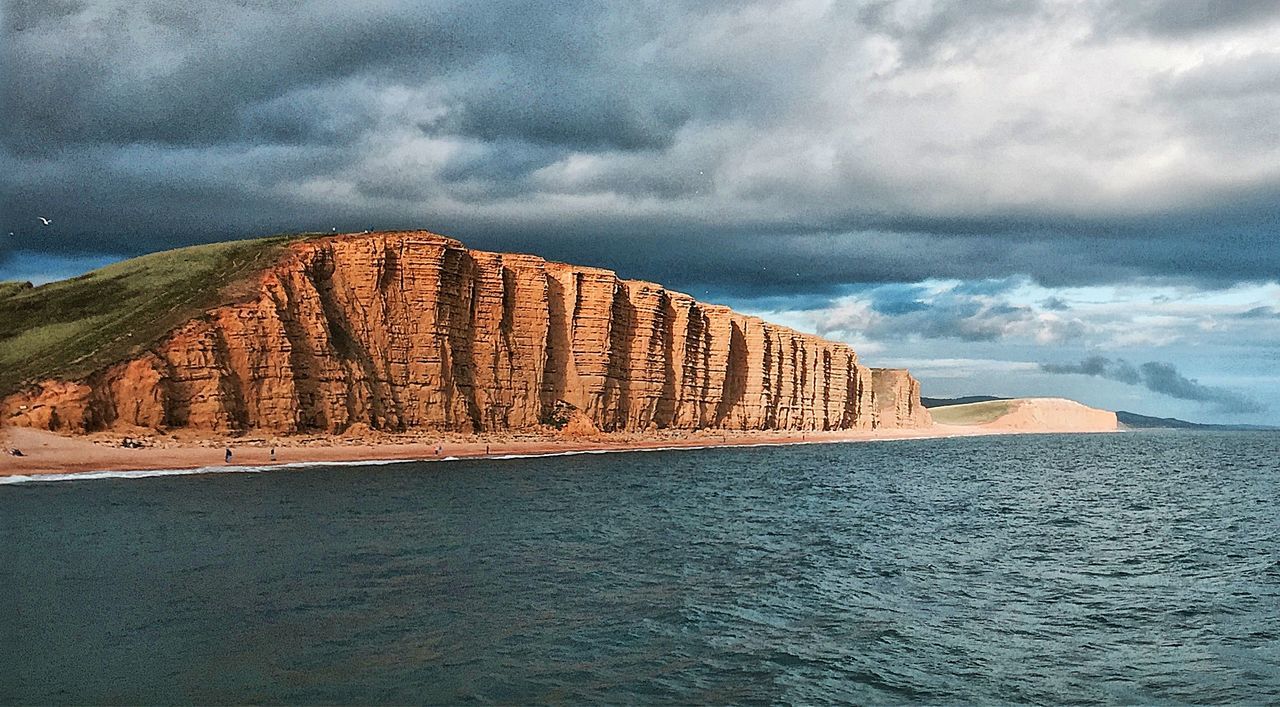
[3,232,930,434]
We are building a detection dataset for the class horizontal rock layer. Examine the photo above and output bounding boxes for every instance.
[3,232,931,434]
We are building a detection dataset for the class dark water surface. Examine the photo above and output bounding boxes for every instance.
[4,431,1280,704]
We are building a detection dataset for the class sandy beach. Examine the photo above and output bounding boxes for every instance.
[0,426,970,479]
[0,406,1118,481]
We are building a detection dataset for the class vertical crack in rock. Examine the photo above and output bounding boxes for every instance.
[439,245,482,431]
[713,321,749,427]
[821,349,832,431]
[603,281,633,432]
[654,293,679,428]
[541,267,574,417]
[207,317,249,431]
[271,266,331,432]
[310,247,381,431]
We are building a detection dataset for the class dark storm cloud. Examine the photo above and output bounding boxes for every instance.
[859,283,929,315]
[1096,0,1280,38]
[450,72,691,152]
[3,0,1280,296]
[1040,356,1264,414]
[618,227,1280,296]
[1138,362,1265,414]
[1041,356,1141,385]
[872,296,931,316]
[1,0,690,155]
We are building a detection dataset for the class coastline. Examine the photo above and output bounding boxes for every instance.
[0,423,1117,483]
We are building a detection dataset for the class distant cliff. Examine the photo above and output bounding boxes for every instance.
[2,231,931,434]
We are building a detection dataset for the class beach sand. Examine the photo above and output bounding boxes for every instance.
[0,398,1118,480]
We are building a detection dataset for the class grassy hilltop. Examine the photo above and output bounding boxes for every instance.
[0,235,310,394]
[927,399,1017,425]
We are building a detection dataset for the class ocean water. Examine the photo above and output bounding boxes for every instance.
[3,431,1279,704]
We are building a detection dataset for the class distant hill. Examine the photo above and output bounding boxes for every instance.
[1115,411,1278,432]
[926,396,1276,431]
[926,399,1016,424]
[927,397,1117,432]
[921,396,1008,408]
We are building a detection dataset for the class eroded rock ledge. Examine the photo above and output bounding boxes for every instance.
[3,232,931,434]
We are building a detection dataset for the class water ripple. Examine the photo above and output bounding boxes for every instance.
[3,430,1279,703]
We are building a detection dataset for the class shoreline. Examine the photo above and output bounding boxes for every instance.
[0,424,1117,483]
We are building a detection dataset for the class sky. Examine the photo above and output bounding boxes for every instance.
[2,0,1278,424]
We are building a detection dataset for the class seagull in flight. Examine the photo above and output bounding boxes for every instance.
[37,217,52,225]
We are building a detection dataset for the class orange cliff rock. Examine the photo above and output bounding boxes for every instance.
[2,231,932,435]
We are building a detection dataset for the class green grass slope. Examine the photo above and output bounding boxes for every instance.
[0,280,35,298]
[928,399,1017,425]
[0,235,310,394]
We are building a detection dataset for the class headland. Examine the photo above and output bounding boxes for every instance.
[0,230,1117,480]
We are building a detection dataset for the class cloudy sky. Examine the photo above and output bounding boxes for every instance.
[2,0,1278,423]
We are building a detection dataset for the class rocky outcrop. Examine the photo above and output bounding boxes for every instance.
[2,231,931,435]
[871,368,933,428]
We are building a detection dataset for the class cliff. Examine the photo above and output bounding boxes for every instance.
[870,368,933,428]
[2,231,931,435]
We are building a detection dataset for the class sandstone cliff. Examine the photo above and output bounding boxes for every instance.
[2,231,931,435]
[870,368,933,428]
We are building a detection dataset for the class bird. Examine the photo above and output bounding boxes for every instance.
[37,217,52,225]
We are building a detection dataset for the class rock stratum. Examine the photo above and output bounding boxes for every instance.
[2,231,931,435]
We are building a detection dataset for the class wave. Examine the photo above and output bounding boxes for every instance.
[0,458,426,485]
[0,465,269,485]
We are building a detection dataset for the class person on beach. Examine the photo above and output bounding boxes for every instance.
[225,447,232,463]
[270,447,276,462]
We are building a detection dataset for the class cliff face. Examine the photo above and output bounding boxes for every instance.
[2,232,930,435]
[870,368,934,428]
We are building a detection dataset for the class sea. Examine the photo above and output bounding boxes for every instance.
[3,430,1279,704]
